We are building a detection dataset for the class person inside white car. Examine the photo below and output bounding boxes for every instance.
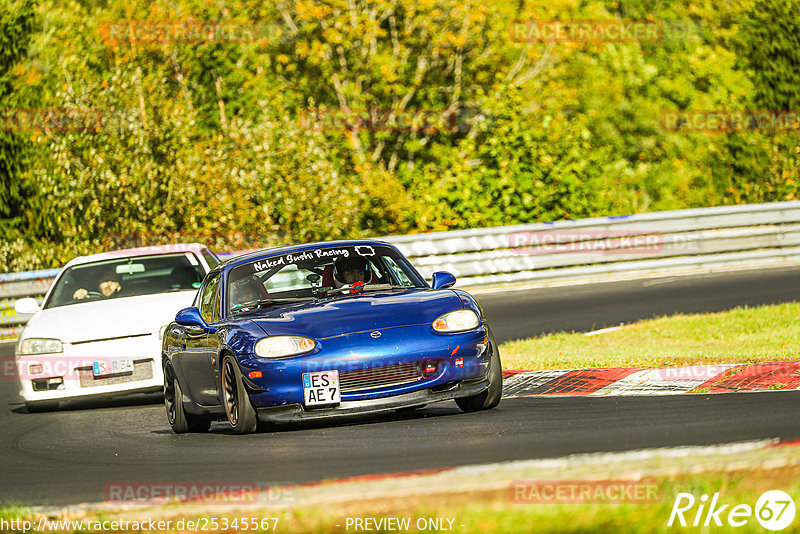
[72,268,122,300]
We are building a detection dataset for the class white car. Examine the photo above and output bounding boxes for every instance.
[13,244,219,412]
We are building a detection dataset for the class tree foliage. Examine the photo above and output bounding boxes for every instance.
[2,0,799,270]
[0,0,38,239]
[739,0,800,111]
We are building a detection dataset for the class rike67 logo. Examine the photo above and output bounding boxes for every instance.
[668,490,796,531]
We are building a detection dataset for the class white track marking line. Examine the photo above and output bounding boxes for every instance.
[584,325,625,336]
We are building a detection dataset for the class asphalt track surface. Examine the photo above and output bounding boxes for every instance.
[3,267,800,507]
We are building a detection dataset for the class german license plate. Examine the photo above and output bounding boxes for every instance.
[93,359,134,377]
[302,370,340,406]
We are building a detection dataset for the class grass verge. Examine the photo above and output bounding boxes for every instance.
[2,466,797,533]
[3,442,799,533]
[271,468,799,534]
[498,302,800,370]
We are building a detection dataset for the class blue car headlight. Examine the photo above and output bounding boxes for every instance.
[255,336,317,358]
[432,309,480,333]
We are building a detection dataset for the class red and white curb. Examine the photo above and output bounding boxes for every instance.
[502,361,800,398]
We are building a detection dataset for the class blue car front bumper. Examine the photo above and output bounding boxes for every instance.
[253,375,490,423]
[236,324,491,413]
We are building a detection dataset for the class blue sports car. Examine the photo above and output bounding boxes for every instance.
[162,240,502,434]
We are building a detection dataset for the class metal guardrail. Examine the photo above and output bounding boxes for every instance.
[3,200,800,336]
[382,200,800,285]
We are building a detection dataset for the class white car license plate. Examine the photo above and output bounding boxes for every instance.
[302,370,340,406]
[93,359,134,377]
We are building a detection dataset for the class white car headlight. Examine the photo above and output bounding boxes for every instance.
[255,336,316,358]
[18,338,63,355]
[432,309,480,333]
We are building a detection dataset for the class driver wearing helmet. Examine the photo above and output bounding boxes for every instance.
[231,278,262,311]
[333,256,369,287]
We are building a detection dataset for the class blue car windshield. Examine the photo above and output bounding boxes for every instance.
[227,245,426,314]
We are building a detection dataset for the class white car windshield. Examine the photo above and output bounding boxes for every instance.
[227,245,426,315]
[45,253,206,309]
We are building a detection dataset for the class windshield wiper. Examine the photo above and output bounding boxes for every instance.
[256,297,311,307]
[231,297,311,312]
[323,283,409,296]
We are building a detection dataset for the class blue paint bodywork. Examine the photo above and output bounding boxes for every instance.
[162,240,496,423]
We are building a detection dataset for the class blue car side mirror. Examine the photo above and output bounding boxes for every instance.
[175,306,207,328]
[431,271,456,290]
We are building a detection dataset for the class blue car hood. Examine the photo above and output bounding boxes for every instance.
[249,289,463,339]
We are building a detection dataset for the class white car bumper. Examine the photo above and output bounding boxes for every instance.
[16,333,164,403]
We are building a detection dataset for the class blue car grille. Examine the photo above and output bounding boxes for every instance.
[340,362,423,393]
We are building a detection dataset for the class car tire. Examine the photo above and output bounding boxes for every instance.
[165,364,210,434]
[222,354,258,434]
[455,332,502,413]
[25,400,59,413]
